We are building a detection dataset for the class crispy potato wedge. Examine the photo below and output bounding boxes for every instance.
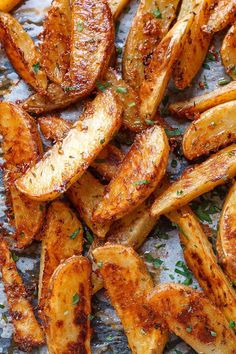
[64,0,114,96]
[40,0,71,85]
[221,24,236,80]
[39,201,83,310]
[151,144,236,217]
[183,101,236,160]
[16,90,122,201]
[169,81,236,119]
[108,0,130,19]
[205,0,236,33]
[0,237,44,351]
[0,0,22,12]
[93,125,169,224]
[0,12,47,93]
[44,256,92,354]
[168,206,236,323]
[217,181,236,285]
[123,0,180,91]
[173,0,214,90]
[148,283,236,353]
[93,245,168,353]
[0,102,45,248]
[139,14,194,120]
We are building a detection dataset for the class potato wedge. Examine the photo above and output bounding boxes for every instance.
[169,81,236,119]
[217,181,236,285]
[0,237,44,351]
[148,283,236,354]
[221,24,236,80]
[40,0,71,85]
[183,101,236,160]
[93,245,168,354]
[16,90,122,201]
[39,201,83,311]
[151,144,236,217]
[139,14,194,120]
[205,0,236,33]
[123,0,181,91]
[93,125,169,224]
[0,0,22,12]
[0,102,45,248]
[168,206,236,323]
[38,116,71,141]
[44,256,92,354]
[0,12,47,93]
[108,0,130,19]
[64,0,114,96]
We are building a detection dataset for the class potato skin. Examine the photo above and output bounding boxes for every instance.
[183,101,236,160]
[151,144,236,217]
[0,237,44,351]
[168,206,236,323]
[217,181,236,285]
[148,284,236,354]
[93,245,168,354]
[221,24,236,80]
[0,12,47,93]
[205,0,236,33]
[44,256,92,354]
[93,125,169,224]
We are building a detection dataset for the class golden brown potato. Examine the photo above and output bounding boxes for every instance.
[151,144,236,217]
[0,102,45,248]
[38,116,71,141]
[44,256,92,354]
[38,201,83,311]
[93,125,169,224]
[173,0,214,90]
[148,283,236,354]
[178,0,196,19]
[0,237,44,351]
[40,0,71,85]
[108,0,130,19]
[0,12,47,93]
[0,0,22,12]
[169,81,236,119]
[221,24,236,80]
[205,0,236,33]
[93,244,168,354]
[139,14,194,120]
[168,206,236,323]
[123,0,181,91]
[182,101,236,160]
[217,181,236,285]
[64,0,114,96]
[16,90,122,201]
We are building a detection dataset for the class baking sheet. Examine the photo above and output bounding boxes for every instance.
[0,0,231,353]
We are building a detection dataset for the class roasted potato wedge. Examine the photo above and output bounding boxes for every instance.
[38,116,71,141]
[39,201,83,310]
[205,0,236,33]
[64,0,114,96]
[168,206,236,323]
[217,181,236,285]
[0,12,47,93]
[123,0,180,91]
[0,102,45,248]
[93,125,169,224]
[139,14,194,120]
[221,24,236,80]
[169,81,236,119]
[151,144,236,217]
[40,0,71,85]
[108,0,130,19]
[93,245,168,354]
[148,283,236,354]
[44,256,92,354]
[183,101,236,160]
[0,0,22,12]
[173,0,214,90]
[0,237,44,351]
[16,90,122,201]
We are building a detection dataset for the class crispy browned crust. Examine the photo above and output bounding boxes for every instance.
[205,0,236,33]
[148,284,236,353]
[0,12,47,93]
[0,102,45,248]
[0,237,45,351]
[44,256,92,354]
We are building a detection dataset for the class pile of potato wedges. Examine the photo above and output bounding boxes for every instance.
[0,0,236,352]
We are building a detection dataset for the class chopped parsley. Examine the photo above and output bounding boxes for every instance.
[145,119,155,125]
[165,128,182,137]
[11,252,19,262]
[171,159,177,168]
[88,314,95,321]
[128,101,136,107]
[210,331,217,337]
[145,253,163,268]
[176,190,183,196]
[175,261,193,285]
[152,8,162,18]
[218,78,231,86]
[133,180,150,186]
[72,293,80,305]
[186,326,192,333]
[116,86,128,94]
[77,21,83,32]
[32,62,40,74]
[229,320,235,329]
[69,228,81,240]
[97,261,103,269]
[85,230,94,244]
[0,304,4,309]
[96,81,111,92]
[100,138,105,144]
